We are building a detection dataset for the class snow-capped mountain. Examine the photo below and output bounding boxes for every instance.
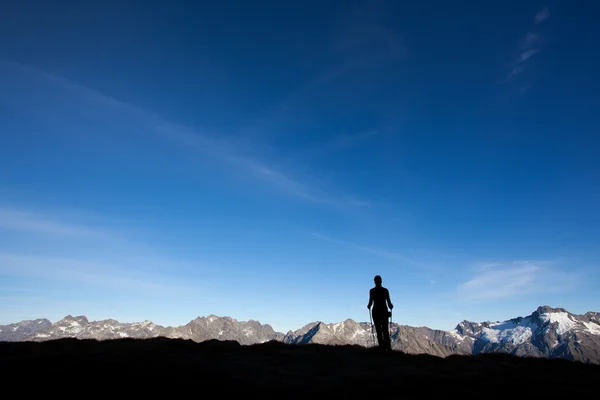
[282,319,474,357]
[20,314,282,344]
[2,305,599,364]
[0,318,51,341]
[26,315,163,341]
[450,306,600,364]
[284,319,373,346]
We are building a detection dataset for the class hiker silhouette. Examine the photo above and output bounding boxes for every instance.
[367,275,393,352]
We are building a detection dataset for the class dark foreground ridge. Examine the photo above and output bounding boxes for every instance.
[2,337,599,397]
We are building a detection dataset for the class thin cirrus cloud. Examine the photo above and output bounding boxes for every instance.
[0,252,197,295]
[0,207,84,236]
[506,6,550,82]
[311,232,433,271]
[0,205,102,237]
[0,204,217,294]
[332,0,406,61]
[241,0,405,142]
[456,260,579,301]
[534,6,550,24]
[292,130,380,163]
[519,49,540,62]
[0,60,370,208]
[0,218,208,299]
[522,32,539,48]
[0,204,157,253]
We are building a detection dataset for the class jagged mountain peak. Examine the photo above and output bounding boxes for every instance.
[203,314,239,323]
[15,318,52,326]
[283,318,372,346]
[188,315,220,324]
[97,318,120,325]
[536,305,568,314]
[454,320,487,336]
[59,315,89,324]
[0,318,53,342]
[585,312,600,322]
[455,306,571,331]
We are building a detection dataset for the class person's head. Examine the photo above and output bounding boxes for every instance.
[374,275,382,286]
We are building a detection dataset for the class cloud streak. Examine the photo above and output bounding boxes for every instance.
[332,0,406,62]
[505,6,550,82]
[0,204,165,257]
[311,232,430,270]
[0,252,199,295]
[0,203,220,283]
[240,0,405,146]
[292,130,380,163]
[534,6,550,25]
[0,61,369,208]
[456,260,579,301]
[0,206,98,237]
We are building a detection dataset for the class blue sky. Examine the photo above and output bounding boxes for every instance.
[1,0,599,333]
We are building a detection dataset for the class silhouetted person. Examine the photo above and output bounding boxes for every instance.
[367,275,393,352]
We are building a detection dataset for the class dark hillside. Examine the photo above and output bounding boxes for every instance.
[2,337,598,397]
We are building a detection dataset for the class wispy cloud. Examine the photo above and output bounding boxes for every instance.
[456,260,579,301]
[519,49,540,62]
[0,206,97,236]
[311,232,430,269]
[293,130,380,162]
[505,66,526,82]
[534,6,550,25]
[240,0,405,146]
[332,0,406,62]
[0,204,160,256]
[505,6,550,82]
[0,252,199,294]
[0,203,217,280]
[522,32,539,48]
[0,61,369,208]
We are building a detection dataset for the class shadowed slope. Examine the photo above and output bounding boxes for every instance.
[2,337,598,397]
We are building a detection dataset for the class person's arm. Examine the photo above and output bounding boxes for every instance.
[367,289,373,309]
[386,289,393,309]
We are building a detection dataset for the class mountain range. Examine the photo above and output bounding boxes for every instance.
[2,305,599,364]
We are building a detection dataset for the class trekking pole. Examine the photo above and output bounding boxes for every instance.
[369,308,375,347]
[389,309,393,351]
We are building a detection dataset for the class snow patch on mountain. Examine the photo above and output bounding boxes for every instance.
[447,330,466,342]
[583,321,600,335]
[539,312,576,335]
[480,317,537,345]
[332,323,343,333]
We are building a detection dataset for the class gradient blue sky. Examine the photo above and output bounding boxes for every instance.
[1,0,599,332]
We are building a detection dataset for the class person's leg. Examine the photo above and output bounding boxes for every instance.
[375,316,386,350]
[381,318,391,351]
[374,316,385,350]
